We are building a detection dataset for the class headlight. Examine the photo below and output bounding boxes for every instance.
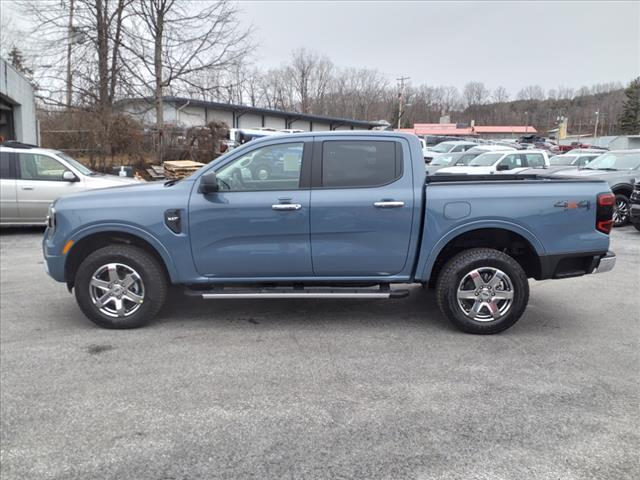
[46,204,56,231]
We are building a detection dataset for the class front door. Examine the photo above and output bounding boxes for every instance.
[15,152,84,223]
[310,138,415,276]
[189,140,313,277]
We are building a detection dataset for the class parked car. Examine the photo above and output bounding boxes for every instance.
[630,180,640,231]
[419,138,429,159]
[423,135,466,148]
[0,142,139,226]
[43,132,616,335]
[545,151,602,172]
[436,150,549,175]
[423,141,477,163]
[551,150,640,227]
[425,151,479,175]
[466,145,516,154]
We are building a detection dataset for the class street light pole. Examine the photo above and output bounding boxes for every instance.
[396,76,410,129]
[594,110,599,139]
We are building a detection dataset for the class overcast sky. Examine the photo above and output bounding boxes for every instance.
[2,1,639,96]
[238,0,640,94]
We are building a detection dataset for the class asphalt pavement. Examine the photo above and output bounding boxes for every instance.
[1,226,638,480]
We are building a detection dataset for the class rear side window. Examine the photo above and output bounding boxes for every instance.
[525,153,545,168]
[321,141,402,188]
[0,151,14,179]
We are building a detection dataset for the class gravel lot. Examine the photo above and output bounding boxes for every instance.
[1,226,638,480]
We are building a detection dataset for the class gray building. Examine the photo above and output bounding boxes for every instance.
[118,96,385,132]
[0,57,38,144]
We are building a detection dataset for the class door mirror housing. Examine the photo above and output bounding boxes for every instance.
[496,164,510,171]
[62,170,79,182]
[199,171,219,194]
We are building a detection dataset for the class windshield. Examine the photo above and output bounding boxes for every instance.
[584,152,640,171]
[469,153,504,166]
[456,153,478,165]
[56,152,93,175]
[550,155,576,166]
[430,155,455,166]
[431,142,455,153]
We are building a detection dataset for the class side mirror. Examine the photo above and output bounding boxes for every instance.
[496,164,510,171]
[62,170,79,182]
[198,171,219,194]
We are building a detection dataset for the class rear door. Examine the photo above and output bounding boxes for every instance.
[309,137,414,276]
[0,150,18,223]
[15,152,85,223]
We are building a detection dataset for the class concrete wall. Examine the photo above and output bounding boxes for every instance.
[0,58,38,144]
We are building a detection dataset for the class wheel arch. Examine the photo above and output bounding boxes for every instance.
[611,183,633,198]
[64,226,178,290]
[418,224,544,286]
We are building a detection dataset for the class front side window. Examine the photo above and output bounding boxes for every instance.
[216,142,304,191]
[550,155,575,166]
[18,153,67,181]
[322,140,401,188]
[525,154,545,168]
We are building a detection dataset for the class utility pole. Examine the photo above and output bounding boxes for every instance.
[66,0,75,108]
[397,76,410,129]
[593,110,600,139]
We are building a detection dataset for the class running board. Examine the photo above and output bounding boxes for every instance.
[185,286,409,300]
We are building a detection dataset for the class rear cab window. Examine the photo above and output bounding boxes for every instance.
[320,140,402,188]
[525,153,545,168]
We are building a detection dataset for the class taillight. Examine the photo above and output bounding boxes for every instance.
[596,192,615,234]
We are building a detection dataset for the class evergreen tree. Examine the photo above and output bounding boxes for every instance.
[618,77,640,134]
[7,46,34,79]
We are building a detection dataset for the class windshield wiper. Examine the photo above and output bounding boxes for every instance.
[594,167,618,171]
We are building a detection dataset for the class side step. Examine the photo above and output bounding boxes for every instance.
[184,285,409,300]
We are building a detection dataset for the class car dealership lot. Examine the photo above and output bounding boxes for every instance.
[1,228,638,480]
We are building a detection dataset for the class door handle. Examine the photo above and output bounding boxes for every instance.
[374,201,405,208]
[21,186,35,191]
[272,203,302,211]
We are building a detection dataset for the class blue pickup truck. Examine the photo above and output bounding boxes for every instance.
[43,132,616,334]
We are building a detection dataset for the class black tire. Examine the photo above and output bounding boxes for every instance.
[634,224,640,232]
[613,194,630,227]
[435,248,529,334]
[74,245,167,329]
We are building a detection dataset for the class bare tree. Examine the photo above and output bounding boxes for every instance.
[121,0,251,160]
[492,86,509,103]
[463,81,490,108]
[517,85,545,101]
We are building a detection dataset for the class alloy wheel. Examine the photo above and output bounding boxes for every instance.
[613,198,629,226]
[456,267,514,321]
[89,263,145,318]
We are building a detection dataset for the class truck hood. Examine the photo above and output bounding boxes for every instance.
[56,179,177,208]
[84,173,142,188]
[551,168,632,179]
[436,166,495,175]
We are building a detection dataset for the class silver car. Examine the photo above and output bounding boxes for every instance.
[1,143,140,226]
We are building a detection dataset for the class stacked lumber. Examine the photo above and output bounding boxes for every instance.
[146,164,166,180]
[162,160,205,179]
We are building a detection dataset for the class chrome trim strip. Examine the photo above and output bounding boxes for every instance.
[201,292,391,299]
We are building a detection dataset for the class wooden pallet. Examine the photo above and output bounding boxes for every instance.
[163,160,204,179]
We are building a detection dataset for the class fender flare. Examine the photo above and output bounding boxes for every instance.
[416,220,546,281]
[68,222,180,282]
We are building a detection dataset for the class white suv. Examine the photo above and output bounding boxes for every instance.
[1,142,140,226]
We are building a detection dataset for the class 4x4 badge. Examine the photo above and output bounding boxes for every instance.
[554,200,591,210]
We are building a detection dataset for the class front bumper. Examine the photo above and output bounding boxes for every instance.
[594,251,616,274]
[42,232,67,282]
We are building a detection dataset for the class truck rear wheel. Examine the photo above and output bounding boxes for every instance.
[74,245,167,329]
[435,248,529,334]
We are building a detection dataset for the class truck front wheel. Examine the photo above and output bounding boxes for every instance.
[74,245,167,329]
[435,248,529,334]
